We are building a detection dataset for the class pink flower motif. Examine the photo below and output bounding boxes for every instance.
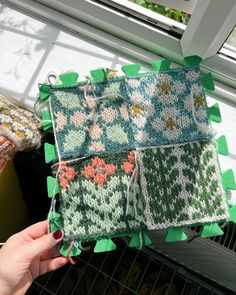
[89,142,105,152]
[121,162,134,174]
[119,104,129,121]
[94,174,107,186]
[81,165,95,179]
[55,112,67,131]
[85,95,97,109]
[101,107,117,123]
[70,112,86,127]
[81,156,117,186]
[105,163,117,175]
[58,162,77,189]
[90,124,102,140]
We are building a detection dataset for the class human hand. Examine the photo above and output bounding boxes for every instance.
[0,220,69,295]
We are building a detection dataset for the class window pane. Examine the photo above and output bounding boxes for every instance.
[225,27,236,48]
[129,0,191,25]
[220,27,236,59]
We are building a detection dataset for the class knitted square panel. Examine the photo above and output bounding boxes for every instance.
[126,66,213,147]
[50,79,134,160]
[49,66,213,160]
[137,140,229,230]
[52,151,145,243]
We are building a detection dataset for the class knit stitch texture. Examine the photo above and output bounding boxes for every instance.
[0,133,16,173]
[0,93,41,151]
[52,152,146,243]
[138,140,229,230]
[49,66,213,160]
[126,66,213,147]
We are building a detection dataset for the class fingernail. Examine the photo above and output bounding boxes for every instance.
[53,230,63,240]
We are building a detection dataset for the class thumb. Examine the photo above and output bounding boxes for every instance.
[25,230,64,260]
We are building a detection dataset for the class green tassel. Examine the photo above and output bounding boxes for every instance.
[201,223,223,238]
[143,231,152,246]
[165,228,188,242]
[129,232,141,248]
[221,169,236,190]
[216,135,229,155]
[207,103,222,123]
[59,72,79,87]
[121,64,141,76]
[47,176,61,198]
[151,59,171,72]
[94,238,116,253]
[49,212,63,232]
[44,143,57,163]
[90,68,106,82]
[229,206,236,223]
[39,84,51,102]
[183,55,202,66]
[201,73,215,91]
[60,243,81,257]
[42,111,52,131]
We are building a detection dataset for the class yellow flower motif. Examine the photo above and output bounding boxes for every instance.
[165,118,175,130]
[131,104,143,117]
[15,130,25,139]
[161,82,171,94]
[194,96,204,107]
[1,123,11,130]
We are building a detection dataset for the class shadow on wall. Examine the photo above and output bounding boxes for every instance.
[0,2,129,109]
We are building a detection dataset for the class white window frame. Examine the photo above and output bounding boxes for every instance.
[1,0,236,103]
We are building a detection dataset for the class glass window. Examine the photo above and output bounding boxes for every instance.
[129,0,191,25]
[220,27,236,60]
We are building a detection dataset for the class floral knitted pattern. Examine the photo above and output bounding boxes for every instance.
[49,66,213,160]
[50,79,133,160]
[0,133,16,173]
[138,140,229,230]
[126,66,213,147]
[53,152,146,243]
[0,93,41,151]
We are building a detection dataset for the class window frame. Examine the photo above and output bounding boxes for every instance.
[2,0,236,103]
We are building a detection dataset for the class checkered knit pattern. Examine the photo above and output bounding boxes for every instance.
[52,152,146,243]
[138,140,229,230]
[0,93,41,151]
[49,66,213,160]
[0,133,16,173]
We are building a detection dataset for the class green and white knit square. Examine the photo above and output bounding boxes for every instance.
[138,140,229,230]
